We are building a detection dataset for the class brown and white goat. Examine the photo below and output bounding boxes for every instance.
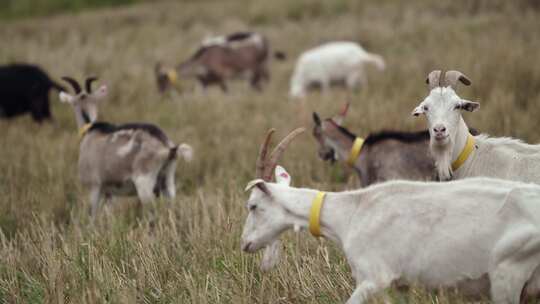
[59,77,193,218]
[155,32,285,93]
[312,103,436,186]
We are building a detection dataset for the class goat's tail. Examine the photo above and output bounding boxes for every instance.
[364,53,386,71]
[274,51,287,61]
[169,143,193,162]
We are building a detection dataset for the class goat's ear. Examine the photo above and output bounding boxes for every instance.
[412,105,424,117]
[275,165,291,186]
[245,179,271,196]
[92,85,108,100]
[312,112,321,126]
[59,92,74,103]
[459,100,480,112]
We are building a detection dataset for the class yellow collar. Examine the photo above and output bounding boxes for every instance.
[309,191,326,237]
[451,134,475,171]
[167,69,178,84]
[346,137,364,167]
[78,123,93,139]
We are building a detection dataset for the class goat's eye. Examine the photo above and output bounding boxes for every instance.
[423,105,429,112]
[249,205,257,211]
[454,104,461,110]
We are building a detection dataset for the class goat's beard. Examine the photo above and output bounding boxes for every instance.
[430,139,453,181]
[260,239,281,271]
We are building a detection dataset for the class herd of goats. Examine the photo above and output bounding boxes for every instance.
[1,31,540,304]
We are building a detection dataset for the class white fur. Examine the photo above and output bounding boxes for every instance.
[413,86,540,182]
[202,33,263,50]
[241,167,540,303]
[116,137,136,157]
[289,41,385,98]
[59,91,75,103]
[177,143,194,162]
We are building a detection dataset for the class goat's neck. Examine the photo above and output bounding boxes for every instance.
[451,118,471,161]
[269,184,356,247]
[72,105,92,129]
[328,133,355,163]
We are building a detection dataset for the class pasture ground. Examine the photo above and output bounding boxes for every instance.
[1,0,540,303]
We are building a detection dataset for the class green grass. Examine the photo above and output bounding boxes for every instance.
[0,0,540,303]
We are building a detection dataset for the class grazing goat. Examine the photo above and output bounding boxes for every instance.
[0,63,64,122]
[313,102,435,186]
[413,70,540,182]
[59,77,193,218]
[241,128,540,304]
[155,32,285,93]
[289,42,385,99]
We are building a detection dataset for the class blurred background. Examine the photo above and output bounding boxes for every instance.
[1,1,540,303]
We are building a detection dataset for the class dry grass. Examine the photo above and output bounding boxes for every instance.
[1,0,540,303]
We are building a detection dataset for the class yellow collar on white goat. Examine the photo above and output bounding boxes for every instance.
[451,133,475,171]
[309,191,327,237]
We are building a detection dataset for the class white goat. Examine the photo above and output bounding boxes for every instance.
[412,70,540,182]
[241,128,540,304]
[59,77,193,217]
[289,41,385,98]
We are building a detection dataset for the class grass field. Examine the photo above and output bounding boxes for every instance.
[1,0,540,303]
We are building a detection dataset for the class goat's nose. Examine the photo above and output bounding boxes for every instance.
[433,124,446,133]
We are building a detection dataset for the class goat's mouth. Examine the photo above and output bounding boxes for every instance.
[434,134,449,141]
[319,149,336,163]
[241,241,259,253]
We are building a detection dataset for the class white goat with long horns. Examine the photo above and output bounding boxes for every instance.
[241,128,540,304]
[59,77,193,218]
[412,70,540,182]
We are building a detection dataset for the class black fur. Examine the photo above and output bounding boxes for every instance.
[81,110,92,124]
[0,63,65,122]
[330,119,430,145]
[364,130,430,146]
[336,125,358,141]
[226,32,253,42]
[88,122,170,145]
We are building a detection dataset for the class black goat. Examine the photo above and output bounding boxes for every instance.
[0,64,64,122]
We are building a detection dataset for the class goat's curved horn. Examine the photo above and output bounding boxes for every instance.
[425,70,443,90]
[256,129,275,180]
[263,127,306,181]
[340,100,350,117]
[61,76,82,94]
[85,77,98,93]
[444,70,471,89]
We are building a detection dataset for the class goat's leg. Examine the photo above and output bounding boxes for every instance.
[163,160,177,199]
[89,186,103,220]
[346,72,361,91]
[218,80,228,93]
[346,281,381,304]
[250,69,264,91]
[134,175,157,205]
[490,264,529,304]
[320,79,330,95]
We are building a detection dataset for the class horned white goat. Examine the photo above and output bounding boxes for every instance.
[289,41,385,98]
[241,128,540,304]
[59,77,193,218]
[413,70,540,182]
